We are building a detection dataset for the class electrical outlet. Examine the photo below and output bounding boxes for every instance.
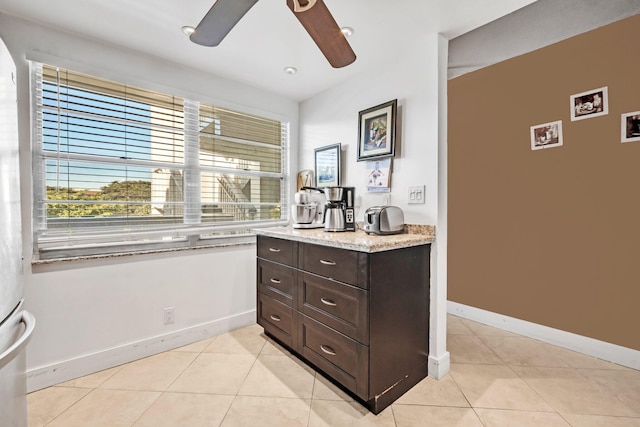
[164,307,175,325]
[408,185,425,204]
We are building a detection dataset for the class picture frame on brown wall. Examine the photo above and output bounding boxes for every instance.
[570,86,609,121]
[621,111,640,143]
[530,120,563,151]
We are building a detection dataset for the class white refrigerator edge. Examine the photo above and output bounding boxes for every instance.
[0,35,36,427]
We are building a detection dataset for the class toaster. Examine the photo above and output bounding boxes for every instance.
[363,206,405,235]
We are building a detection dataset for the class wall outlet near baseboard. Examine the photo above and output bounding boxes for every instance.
[163,307,175,325]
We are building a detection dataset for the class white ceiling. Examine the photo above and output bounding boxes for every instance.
[0,0,537,101]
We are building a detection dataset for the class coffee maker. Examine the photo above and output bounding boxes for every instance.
[323,187,356,232]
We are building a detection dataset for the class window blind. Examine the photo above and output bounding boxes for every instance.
[32,63,288,259]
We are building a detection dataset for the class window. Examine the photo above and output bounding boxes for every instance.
[32,63,288,260]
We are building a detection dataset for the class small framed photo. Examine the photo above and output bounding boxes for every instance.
[357,99,397,161]
[314,143,341,187]
[366,158,392,193]
[570,86,608,121]
[621,111,640,143]
[531,120,563,151]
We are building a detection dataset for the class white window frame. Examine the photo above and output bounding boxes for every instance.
[31,62,289,260]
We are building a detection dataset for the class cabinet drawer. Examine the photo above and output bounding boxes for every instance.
[299,272,368,344]
[301,243,366,287]
[258,259,296,307]
[258,294,296,348]
[257,235,297,266]
[299,315,368,399]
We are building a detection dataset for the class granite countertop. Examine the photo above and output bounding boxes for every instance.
[253,224,435,253]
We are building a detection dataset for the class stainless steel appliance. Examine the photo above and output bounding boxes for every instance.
[0,36,35,427]
[323,186,356,232]
[291,187,326,229]
[364,206,405,235]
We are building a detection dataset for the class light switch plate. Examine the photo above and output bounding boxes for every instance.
[408,185,425,204]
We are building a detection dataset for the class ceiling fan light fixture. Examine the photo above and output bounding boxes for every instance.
[340,27,354,37]
[292,0,317,13]
[181,26,195,36]
[284,66,298,75]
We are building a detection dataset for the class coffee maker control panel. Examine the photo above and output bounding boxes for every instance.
[346,209,354,223]
[344,187,356,231]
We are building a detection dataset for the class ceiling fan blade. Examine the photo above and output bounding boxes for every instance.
[286,0,356,68]
[190,0,258,47]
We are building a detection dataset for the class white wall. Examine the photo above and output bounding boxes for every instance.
[298,33,450,378]
[0,13,299,391]
[27,246,257,389]
[299,36,439,224]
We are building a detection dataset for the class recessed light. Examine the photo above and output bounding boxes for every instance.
[284,67,298,75]
[182,26,195,36]
[341,27,354,37]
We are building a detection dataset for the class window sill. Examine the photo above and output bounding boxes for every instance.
[31,235,257,266]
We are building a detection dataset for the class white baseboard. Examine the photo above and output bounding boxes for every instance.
[448,302,640,371]
[26,310,256,393]
[428,352,451,379]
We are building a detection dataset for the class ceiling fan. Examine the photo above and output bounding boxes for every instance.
[189,0,356,68]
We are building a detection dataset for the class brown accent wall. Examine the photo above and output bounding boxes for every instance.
[448,14,640,350]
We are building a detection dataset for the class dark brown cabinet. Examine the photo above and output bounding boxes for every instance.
[256,234,431,414]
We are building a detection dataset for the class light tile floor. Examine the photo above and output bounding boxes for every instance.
[28,315,640,426]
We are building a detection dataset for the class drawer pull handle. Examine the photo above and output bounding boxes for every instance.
[269,248,281,253]
[270,278,281,284]
[319,259,336,266]
[320,345,336,356]
[320,297,337,307]
[270,315,282,322]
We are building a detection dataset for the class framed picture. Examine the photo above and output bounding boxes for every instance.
[366,158,392,193]
[570,86,608,121]
[357,99,397,161]
[531,120,563,151]
[621,111,640,143]
[314,143,341,187]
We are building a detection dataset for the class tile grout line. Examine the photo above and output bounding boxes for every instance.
[42,387,95,427]
[449,316,494,416]
[130,331,265,426]
[470,407,488,426]
[454,316,564,422]
[504,362,577,420]
[127,389,164,427]
[305,372,318,427]
[510,361,640,418]
[445,366,475,410]
[573,366,640,417]
[126,348,204,427]
[389,402,399,427]
[218,334,278,427]
[557,411,576,426]
[123,335,221,426]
